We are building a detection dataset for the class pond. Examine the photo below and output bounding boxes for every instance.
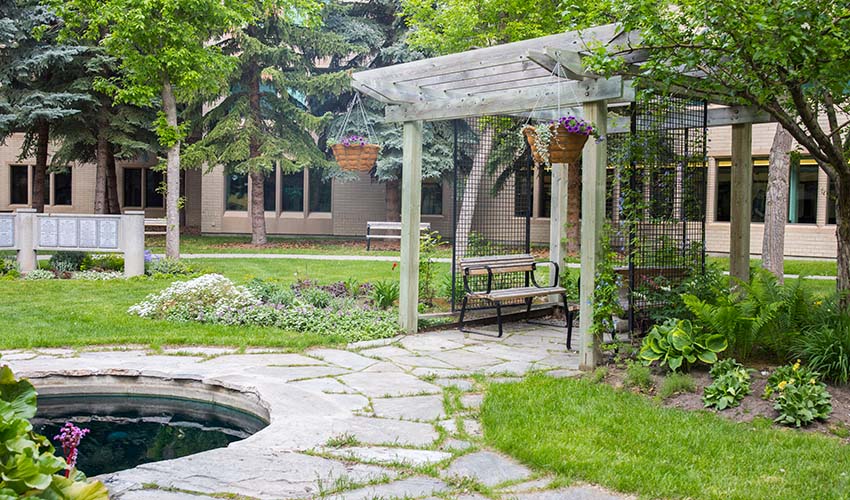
[32,393,269,476]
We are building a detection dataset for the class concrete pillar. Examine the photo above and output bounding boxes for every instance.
[399,121,423,334]
[549,162,568,297]
[579,100,607,370]
[123,210,146,277]
[15,209,37,273]
[730,123,753,283]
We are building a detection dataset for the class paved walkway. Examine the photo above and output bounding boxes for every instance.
[4,324,631,500]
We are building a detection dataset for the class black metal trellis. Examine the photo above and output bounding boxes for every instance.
[450,117,534,311]
[608,95,708,333]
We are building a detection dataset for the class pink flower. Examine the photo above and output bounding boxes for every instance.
[55,422,90,477]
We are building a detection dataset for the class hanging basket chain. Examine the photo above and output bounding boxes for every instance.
[335,93,375,145]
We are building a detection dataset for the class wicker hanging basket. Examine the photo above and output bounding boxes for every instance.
[331,143,380,172]
[523,124,589,165]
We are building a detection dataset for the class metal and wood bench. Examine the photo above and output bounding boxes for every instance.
[365,221,431,250]
[459,253,577,348]
[144,217,167,236]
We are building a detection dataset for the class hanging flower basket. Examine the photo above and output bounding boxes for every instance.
[521,115,598,166]
[331,135,380,172]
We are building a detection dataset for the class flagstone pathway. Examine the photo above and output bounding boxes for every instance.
[4,324,631,500]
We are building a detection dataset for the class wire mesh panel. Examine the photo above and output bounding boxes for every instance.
[451,117,533,311]
[608,95,708,332]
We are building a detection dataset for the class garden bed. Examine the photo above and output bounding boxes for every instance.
[602,363,850,439]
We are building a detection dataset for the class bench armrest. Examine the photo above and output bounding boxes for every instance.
[530,260,560,289]
[463,265,494,295]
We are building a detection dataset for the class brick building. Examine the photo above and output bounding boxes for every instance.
[0,123,840,259]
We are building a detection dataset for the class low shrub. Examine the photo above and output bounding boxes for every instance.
[638,318,727,372]
[371,280,400,309]
[623,360,653,391]
[0,358,108,499]
[84,254,124,272]
[244,279,296,306]
[145,257,196,276]
[774,379,832,427]
[791,314,850,385]
[0,257,19,278]
[49,251,88,272]
[658,372,697,399]
[24,269,56,280]
[301,287,333,309]
[702,358,752,410]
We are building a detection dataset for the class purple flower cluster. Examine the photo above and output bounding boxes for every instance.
[341,135,368,147]
[555,115,595,136]
[54,422,90,473]
[144,249,155,263]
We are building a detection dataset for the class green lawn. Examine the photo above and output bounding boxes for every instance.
[482,375,850,500]
[707,256,837,277]
[0,258,442,350]
[145,234,454,258]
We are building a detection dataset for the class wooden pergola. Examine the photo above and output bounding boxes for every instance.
[352,23,773,368]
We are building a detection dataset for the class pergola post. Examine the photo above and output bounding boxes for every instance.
[399,120,424,334]
[549,162,568,298]
[729,123,753,284]
[578,100,607,369]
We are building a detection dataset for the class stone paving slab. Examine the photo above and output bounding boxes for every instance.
[325,446,453,466]
[513,486,634,499]
[339,416,439,447]
[113,489,219,500]
[309,349,379,371]
[445,451,532,487]
[338,372,441,397]
[371,394,446,421]
[328,476,449,500]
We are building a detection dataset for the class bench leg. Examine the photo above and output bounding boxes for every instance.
[366,233,371,251]
[524,297,533,322]
[495,301,504,338]
[563,293,572,350]
[458,295,468,332]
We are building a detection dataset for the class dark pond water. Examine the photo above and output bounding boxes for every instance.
[32,394,268,476]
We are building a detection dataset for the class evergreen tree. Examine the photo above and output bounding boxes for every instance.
[0,0,90,212]
[316,0,457,221]
[185,2,350,245]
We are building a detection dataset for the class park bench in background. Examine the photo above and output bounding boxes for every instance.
[144,217,167,236]
[365,221,431,250]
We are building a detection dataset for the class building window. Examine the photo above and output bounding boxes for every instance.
[715,158,768,222]
[514,168,532,217]
[281,170,304,212]
[422,180,443,215]
[539,169,552,218]
[790,160,818,224]
[225,172,248,211]
[263,172,276,212]
[53,169,72,206]
[10,165,28,205]
[145,168,164,208]
[308,168,331,213]
[828,177,837,225]
[123,168,142,207]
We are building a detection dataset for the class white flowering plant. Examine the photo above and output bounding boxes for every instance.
[129,274,399,341]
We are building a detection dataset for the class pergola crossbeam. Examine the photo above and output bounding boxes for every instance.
[385,77,625,122]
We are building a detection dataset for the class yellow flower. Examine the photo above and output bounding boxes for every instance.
[778,380,788,390]
[815,300,823,305]
[810,378,817,385]
[793,360,801,371]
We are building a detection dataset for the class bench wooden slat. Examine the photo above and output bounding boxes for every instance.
[461,253,536,275]
[367,222,431,230]
[472,286,567,301]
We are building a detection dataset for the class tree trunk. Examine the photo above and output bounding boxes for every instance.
[565,161,581,255]
[162,77,181,259]
[386,178,401,222]
[106,144,120,214]
[247,62,267,246]
[836,176,850,307]
[94,117,109,214]
[762,125,793,282]
[455,122,495,259]
[32,120,49,213]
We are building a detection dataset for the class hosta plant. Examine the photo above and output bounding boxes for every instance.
[639,318,728,372]
[763,359,820,399]
[703,358,753,410]
[0,360,108,499]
